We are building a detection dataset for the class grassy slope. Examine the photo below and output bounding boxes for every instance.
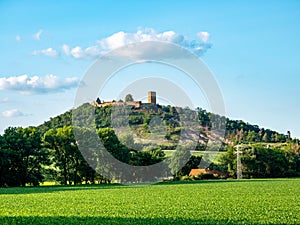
[0,179,299,225]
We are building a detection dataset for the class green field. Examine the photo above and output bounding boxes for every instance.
[1,179,299,224]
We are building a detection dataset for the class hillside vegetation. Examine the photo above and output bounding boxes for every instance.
[39,103,290,146]
[0,103,299,186]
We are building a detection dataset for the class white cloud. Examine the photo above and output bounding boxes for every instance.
[0,74,79,94]
[61,44,103,59]
[15,35,21,42]
[62,28,212,59]
[1,97,9,103]
[197,31,210,43]
[32,48,58,57]
[62,44,70,55]
[2,109,25,118]
[33,29,43,40]
[70,46,85,59]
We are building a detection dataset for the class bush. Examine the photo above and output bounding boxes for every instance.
[198,173,218,180]
[180,175,194,181]
[284,170,299,178]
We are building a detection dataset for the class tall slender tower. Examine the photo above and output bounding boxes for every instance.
[236,145,243,179]
[148,91,156,104]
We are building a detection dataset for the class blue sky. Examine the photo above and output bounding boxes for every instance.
[1,0,300,137]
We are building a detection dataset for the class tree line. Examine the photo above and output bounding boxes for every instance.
[0,125,169,187]
[218,143,300,178]
[0,103,299,186]
[1,126,298,187]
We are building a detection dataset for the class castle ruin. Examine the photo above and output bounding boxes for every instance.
[148,91,156,104]
[91,91,157,108]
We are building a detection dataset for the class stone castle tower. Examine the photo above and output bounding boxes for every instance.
[148,91,156,104]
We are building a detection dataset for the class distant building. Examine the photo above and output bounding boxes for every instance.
[189,168,228,178]
[189,169,206,176]
[91,91,156,108]
[148,91,156,104]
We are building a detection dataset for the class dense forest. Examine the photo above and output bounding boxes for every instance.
[0,102,299,187]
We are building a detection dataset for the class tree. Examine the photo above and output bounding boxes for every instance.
[43,126,86,185]
[130,146,165,166]
[0,135,12,187]
[0,127,49,187]
[125,94,134,102]
[74,127,109,184]
[169,147,191,178]
[218,144,294,178]
[96,128,131,182]
[218,146,237,177]
[97,128,131,163]
[177,155,202,176]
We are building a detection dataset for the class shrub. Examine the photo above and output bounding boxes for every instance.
[199,173,217,180]
[180,175,194,181]
[284,170,299,178]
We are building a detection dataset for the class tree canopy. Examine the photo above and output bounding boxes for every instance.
[0,103,299,186]
[125,94,134,102]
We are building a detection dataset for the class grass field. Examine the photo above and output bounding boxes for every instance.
[1,179,299,224]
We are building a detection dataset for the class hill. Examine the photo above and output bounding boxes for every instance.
[38,102,291,149]
[1,102,299,187]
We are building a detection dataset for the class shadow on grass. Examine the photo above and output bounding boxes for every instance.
[154,178,295,186]
[0,183,124,195]
[0,216,263,225]
[1,178,297,195]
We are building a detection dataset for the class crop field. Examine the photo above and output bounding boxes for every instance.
[0,179,299,224]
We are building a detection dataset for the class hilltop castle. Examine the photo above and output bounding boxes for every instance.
[91,91,157,108]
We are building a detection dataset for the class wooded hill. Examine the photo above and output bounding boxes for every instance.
[0,102,299,187]
[38,103,290,147]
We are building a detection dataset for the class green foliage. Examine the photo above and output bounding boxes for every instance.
[97,128,131,163]
[125,94,134,102]
[1,103,299,186]
[37,103,290,146]
[0,127,49,187]
[43,126,93,185]
[179,175,194,181]
[225,120,288,143]
[175,155,202,177]
[129,146,165,166]
[197,173,217,180]
[219,144,300,178]
[169,147,191,178]
[218,145,237,177]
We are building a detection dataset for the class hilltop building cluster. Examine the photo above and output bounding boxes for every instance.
[91,91,157,108]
